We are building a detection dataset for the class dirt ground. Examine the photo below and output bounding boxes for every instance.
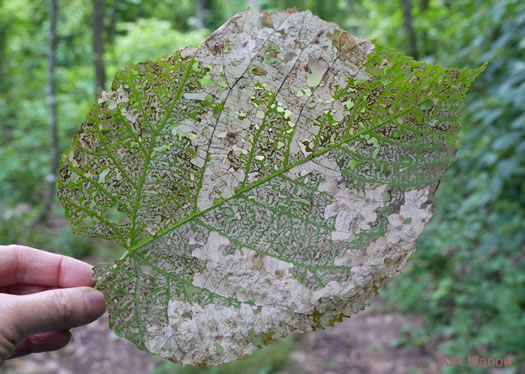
[3,296,455,374]
[287,297,440,374]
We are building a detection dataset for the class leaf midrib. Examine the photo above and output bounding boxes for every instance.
[123,91,446,258]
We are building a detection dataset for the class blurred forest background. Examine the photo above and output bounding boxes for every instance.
[1,0,524,373]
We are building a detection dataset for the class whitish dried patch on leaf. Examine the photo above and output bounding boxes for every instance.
[58,8,484,367]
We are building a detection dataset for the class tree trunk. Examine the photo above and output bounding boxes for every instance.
[400,0,418,59]
[107,0,118,44]
[93,0,106,95]
[419,0,430,57]
[0,0,6,86]
[195,0,205,30]
[0,23,6,85]
[40,0,59,223]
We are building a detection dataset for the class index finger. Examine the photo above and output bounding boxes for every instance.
[0,245,95,288]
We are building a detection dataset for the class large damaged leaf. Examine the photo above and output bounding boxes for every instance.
[58,8,484,367]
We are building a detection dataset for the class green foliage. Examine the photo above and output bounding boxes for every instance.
[0,0,92,205]
[110,18,207,68]
[0,204,120,259]
[369,0,525,370]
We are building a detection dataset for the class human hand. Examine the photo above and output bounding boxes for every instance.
[0,245,106,365]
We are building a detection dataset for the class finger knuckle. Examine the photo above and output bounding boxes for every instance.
[50,289,74,323]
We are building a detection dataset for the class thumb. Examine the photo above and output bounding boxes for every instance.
[8,287,106,339]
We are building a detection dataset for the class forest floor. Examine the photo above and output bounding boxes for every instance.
[3,296,451,374]
[285,297,439,374]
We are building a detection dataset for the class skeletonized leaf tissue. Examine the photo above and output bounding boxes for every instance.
[57,8,484,367]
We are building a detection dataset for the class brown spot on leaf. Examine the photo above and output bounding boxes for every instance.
[250,66,268,76]
[328,30,357,57]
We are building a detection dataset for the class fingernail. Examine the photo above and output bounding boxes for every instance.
[85,290,106,319]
